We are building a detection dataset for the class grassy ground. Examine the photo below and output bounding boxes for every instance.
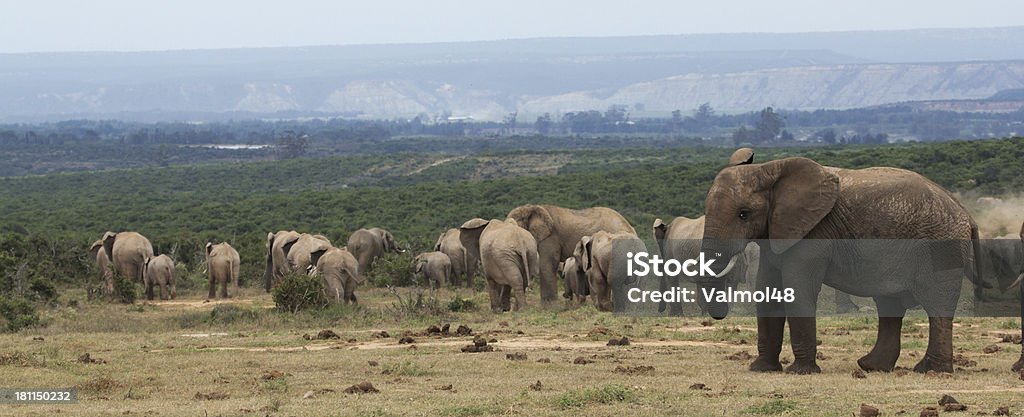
[1,287,1022,417]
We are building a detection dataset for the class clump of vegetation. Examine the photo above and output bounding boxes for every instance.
[557,383,635,409]
[743,399,798,415]
[365,253,416,287]
[447,296,478,312]
[0,297,40,333]
[272,271,328,313]
[207,304,262,325]
[111,274,137,304]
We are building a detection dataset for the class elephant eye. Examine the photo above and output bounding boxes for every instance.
[738,209,751,220]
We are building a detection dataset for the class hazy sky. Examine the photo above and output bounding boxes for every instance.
[1,0,1022,53]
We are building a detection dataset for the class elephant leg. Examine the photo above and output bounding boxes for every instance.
[858,297,906,372]
[486,278,503,313]
[145,280,154,301]
[1014,282,1023,372]
[785,316,821,374]
[750,316,785,372]
[913,316,954,373]
[208,274,216,299]
[834,290,860,314]
[220,278,228,298]
[513,285,526,311]
[538,257,559,305]
[501,285,512,312]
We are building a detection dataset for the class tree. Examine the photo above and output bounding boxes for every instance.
[693,102,715,132]
[277,131,309,159]
[535,113,553,135]
[503,112,518,135]
[753,106,784,143]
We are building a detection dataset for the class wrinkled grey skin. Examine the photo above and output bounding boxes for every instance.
[206,242,240,299]
[434,228,478,288]
[347,228,405,274]
[575,231,647,312]
[309,246,364,304]
[507,204,636,305]
[700,151,982,375]
[460,218,539,313]
[980,227,1024,372]
[102,231,154,286]
[1018,221,1024,373]
[142,254,176,300]
[264,231,332,291]
[89,239,114,293]
[559,257,586,303]
[415,251,452,289]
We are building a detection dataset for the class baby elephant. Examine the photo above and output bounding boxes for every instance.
[415,251,452,289]
[560,257,587,303]
[143,255,176,300]
[206,242,240,299]
[309,246,364,304]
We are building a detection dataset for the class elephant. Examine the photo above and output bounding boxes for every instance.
[205,242,239,299]
[575,231,647,312]
[507,204,636,305]
[101,231,154,286]
[264,231,332,291]
[414,251,452,289]
[89,239,114,293]
[559,256,586,303]
[459,218,539,313]
[434,228,478,288]
[347,228,405,274]
[142,254,176,300]
[1016,221,1024,372]
[699,151,984,374]
[308,246,364,304]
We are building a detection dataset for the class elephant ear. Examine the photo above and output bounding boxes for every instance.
[205,242,214,256]
[729,148,755,166]
[89,240,104,258]
[280,234,301,258]
[102,231,117,262]
[433,231,445,252]
[460,218,490,230]
[579,236,594,271]
[508,205,554,242]
[414,261,423,274]
[653,218,668,241]
[760,157,840,254]
[310,247,329,268]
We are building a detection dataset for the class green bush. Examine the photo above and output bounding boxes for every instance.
[272,271,327,313]
[0,297,41,332]
[447,296,478,312]
[365,253,416,287]
[207,304,262,325]
[112,274,136,304]
[27,277,57,302]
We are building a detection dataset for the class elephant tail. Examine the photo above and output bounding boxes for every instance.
[969,224,990,290]
[518,249,531,292]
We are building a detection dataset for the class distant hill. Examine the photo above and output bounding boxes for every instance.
[2,27,1024,122]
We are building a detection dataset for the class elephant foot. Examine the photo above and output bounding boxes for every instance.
[1011,354,1024,372]
[912,355,953,374]
[784,360,821,375]
[857,352,898,372]
[749,356,783,372]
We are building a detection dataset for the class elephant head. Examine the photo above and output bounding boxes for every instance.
[101,231,118,262]
[700,156,839,319]
[507,204,555,242]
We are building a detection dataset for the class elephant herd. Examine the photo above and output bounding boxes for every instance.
[87,148,1024,375]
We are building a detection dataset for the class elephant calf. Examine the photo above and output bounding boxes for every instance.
[89,239,114,293]
[576,231,647,312]
[143,255,176,300]
[309,246,364,304]
[206,242,240,299]
[460,218,539,313]
[560,257,586,303]
[415,251,452,289]
[434,228,478,288]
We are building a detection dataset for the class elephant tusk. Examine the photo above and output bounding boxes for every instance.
[715,255,739,279]
[1010,273,1023,290]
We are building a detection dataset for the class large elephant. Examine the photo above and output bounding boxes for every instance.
[434,228,478,287]
[459,218,539,313]
[576,231,647,311]
[507,204,636,305]
[309,246,364,304]
[559,256,586,303]
[347,228,405,274]
[414,251,452,289]
[142,254,176,300]
[206,242,240,299]
[264,231,332,291]
[101,231,154,286]
[700,153,983,374]
[89,239,114,293]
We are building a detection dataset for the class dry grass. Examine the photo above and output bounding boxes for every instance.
[1,287,1022,416]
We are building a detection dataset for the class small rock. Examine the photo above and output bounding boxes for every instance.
[983,345,1001,354]
[426,325,442,334]
[488,338,498,343]
[473,335,488,347]
[529,380,543,391]
[994,406,1010,416]
[456,325,472,336]
[343,382,379,394]
[78,353,106,364]
[573,357,593,365]
[920,407,939,417]
[435,384,453,391]
[607,336,630,346]
[816,351,829,360]
[302,390,315,399]
[860,403,880,417]
[398,336,415,344]
[852,369,867,379]
[1001,334,1023,344]
[939,394,961,406]
[367,360,378,367]
[688,383,710,391]
[943,403,967,412]
[441,323,450,335]
[375,331,390,338]
[506,352,527,361]
[316,329,340,340]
